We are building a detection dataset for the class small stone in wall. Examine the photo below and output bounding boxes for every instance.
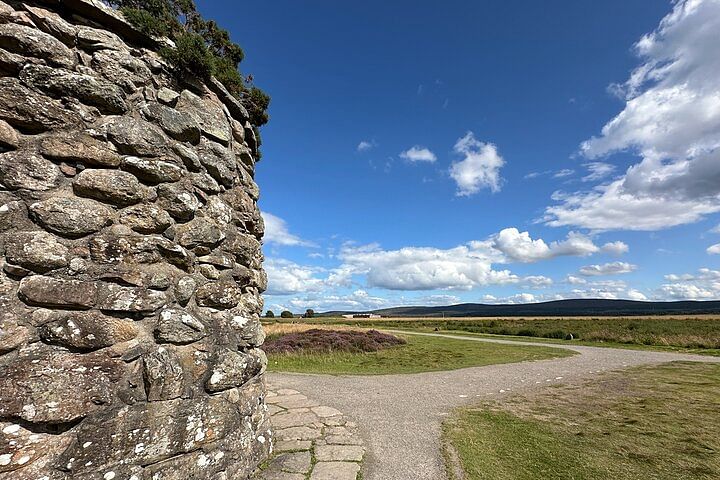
[142,102,201,144]
[0,23,75,68]
[223,232,262,267]
[4,230,69,272]
[29,196,114,237]
[0,150,62,191]
[39,310,138,351]
[76,25,126,51]
[18,275,97,309]
[196,138,236,187]
[157,182,201,221]
[121,156,184,184]
[0,77,80,132]
[73,168,147,206]
[20,64,128,114]
[119,203,173,234]
[143,346,185,401]
[40,132,122,167]
[96,283,167,314]
[176,89,232,145]
[92,49,153,90]
[155,308,207,344]
[0,118,19,150]
[157,87,180,106]
[195,281,242,309]
[175,276,197,305]
[205,348,266,393]
[23,4,77,47]
[104,115,169,157]
[175,217,225,249]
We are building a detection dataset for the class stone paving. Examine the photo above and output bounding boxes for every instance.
[253,386,365,480]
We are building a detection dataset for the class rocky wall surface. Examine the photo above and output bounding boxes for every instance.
[0,1,272,478]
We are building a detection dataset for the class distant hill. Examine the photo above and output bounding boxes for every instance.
[321,299,720,317]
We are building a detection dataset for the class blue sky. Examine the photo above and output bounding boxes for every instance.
[198,0,720,312]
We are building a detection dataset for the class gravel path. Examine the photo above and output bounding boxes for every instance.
[267,331,720,480]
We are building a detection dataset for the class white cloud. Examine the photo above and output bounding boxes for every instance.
[655,269,720,300]
[261,212,316,247]
[357,140,376,152]
[601,241,629,255]
[287,289,389,312]
[707,243,720,255]
[338,242,517,291]
[581,162,615,182]
[491,228,601,263]
[553,169,575,178]
[400,146,436,163]
[523,275,553,288]
[579,261,637,276]
[264,259,326,295]
[545,181,720,231]
[565,275,587,285]
[483,293,539,304]
[545,0,720,231]
[627,289,648,301]
[449,132,505,196]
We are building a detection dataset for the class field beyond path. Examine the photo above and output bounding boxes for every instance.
[267,331,720,480]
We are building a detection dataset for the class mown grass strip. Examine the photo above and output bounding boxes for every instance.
[444,361,720,480]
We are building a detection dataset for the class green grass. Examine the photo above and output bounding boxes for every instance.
[305,316,720,354]
[266,332,573,375]
[443,361,720,480]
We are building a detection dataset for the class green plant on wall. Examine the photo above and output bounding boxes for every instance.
[107,0,269,127]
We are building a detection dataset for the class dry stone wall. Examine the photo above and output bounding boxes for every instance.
[0,1,272,478]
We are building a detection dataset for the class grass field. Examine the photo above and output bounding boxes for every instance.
[263,323,573,375]
[443,361,720,480]
[305,315,720,353]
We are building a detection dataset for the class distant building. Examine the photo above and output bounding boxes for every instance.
[342,314,382,319]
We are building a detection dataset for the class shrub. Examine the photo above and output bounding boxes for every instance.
[107,0,269,126]
[265,310,275,318]
[280,310,294,319]
[303,309,315,319]
[265,329,406,354]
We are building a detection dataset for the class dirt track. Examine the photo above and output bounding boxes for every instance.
[267,331,720,480]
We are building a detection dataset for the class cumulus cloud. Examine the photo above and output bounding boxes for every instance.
[523,275,553,288]
[449,132,505,196]
[491,228,601,263]
[400,146,436,163]
[262,212,316,247]
[601,241,629,255]
[338,242,517,291]
[627,289,648,301]
[579,261,637,276]
[565,275,587,285]
[656,268,720,300]
[287,289,389,312]
[264,259,326,295]
[545,0,720,230]
[707,243,720,255]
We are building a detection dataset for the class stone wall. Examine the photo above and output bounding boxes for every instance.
[0,1,272,478]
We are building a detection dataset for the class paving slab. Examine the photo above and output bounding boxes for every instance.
[310,461,361,480]
[253,384,365,480]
